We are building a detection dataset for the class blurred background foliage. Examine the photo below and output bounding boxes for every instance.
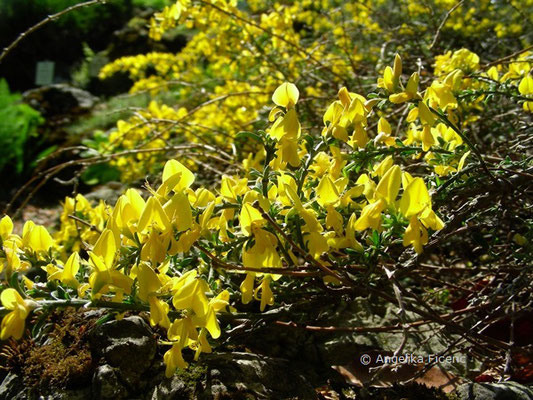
[0,79,43,175]
[0,0,171,92]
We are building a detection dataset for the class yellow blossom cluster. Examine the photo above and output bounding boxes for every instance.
[91,0,531,183]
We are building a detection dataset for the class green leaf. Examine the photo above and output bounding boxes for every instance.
[235,131,263,143]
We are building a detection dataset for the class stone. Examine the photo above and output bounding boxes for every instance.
[150,376,194,400]
[85,182,125,204]
[92,364,128,400]
[0,373,25,400]
[455,381,533,400]
[200,352,316,399]
[37,387,92,400]
[23,84,98,117]
[89,316,157,376]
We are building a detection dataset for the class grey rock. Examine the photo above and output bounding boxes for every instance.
[89,316,157,377]
[37,387,91,400]
[200,352,316,400]
[23,84,98,116]
[0,373,25,400]
[85,182,125,204]
[150,376,194,400]
[455,381,533,400]
[92,364,128,400]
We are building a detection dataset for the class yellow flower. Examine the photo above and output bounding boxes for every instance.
[316,175,340,207]
[164,343,188,377]
[518,74,533,112]
[240,273,256,305]
[46,252,81,288]
[269,108,301,141]
[374,165,401,207]
[399,177,431,217]
[22,221,53,253]
[0,289,33,340]
[171,270,210,317]
[389,72,419,104]
[403,216,428,254]
[0,215,14,241]
[254,276,274,312]
[353,199,386,231]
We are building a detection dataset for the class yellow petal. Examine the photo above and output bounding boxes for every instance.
[61,252,80,288]
[25,225,53,253]
[162,159,195,192]
[403,216,428,254]
[269,108,301,140]
[405,72,419,95]
[316,175,340,207]
[92,229,116,270]
[418,101,436,126]
[353,199,385,231]
[375,165,401,206]
[377,117,391,135]
[1,312,25,340]
[240,273,255,305]
[399,178,431,217]
[172,276,209,317]
[202,307,221,339]
[138,197,172,234]
[326,205,344,233]
[1,288,25,310]
[518,75,533,95]
[343,96,366,123]
[210,290,230,312]
[272,82,299,108]
[254,277,274,312]
[148,297,170,328]
[393,54,402,85]
[0,215,13,240]
[164,192,193,232]
[457,151,470,171]
[373,155,393,177]
[140,231,167,264]
[305,232,329,259]
[164,344,188,377]
[240,203,263,236]
[323,100,344,125]
[124,189,145,218]
[138,263,162,302]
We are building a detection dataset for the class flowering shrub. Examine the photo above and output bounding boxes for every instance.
[1,0,532,383]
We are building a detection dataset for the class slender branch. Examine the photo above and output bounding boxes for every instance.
[274,302,500,333]
[428,0,464,50]
[482,45,533,69]
[68,214,102,234]
[0,0,107,64]
[193,243,317,277]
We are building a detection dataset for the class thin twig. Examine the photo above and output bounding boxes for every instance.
[0,0,107,64]
[429,0,464,50]
[483,45,533,69]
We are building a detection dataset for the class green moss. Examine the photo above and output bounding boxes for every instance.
[174,363,208,390]
[21,309,95,390]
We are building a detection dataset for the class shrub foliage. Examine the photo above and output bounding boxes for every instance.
[1,0,532,382]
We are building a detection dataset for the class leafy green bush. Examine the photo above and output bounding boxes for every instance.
[0,79,43,174]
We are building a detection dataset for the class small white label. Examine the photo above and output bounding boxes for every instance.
[35,61,55,86]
